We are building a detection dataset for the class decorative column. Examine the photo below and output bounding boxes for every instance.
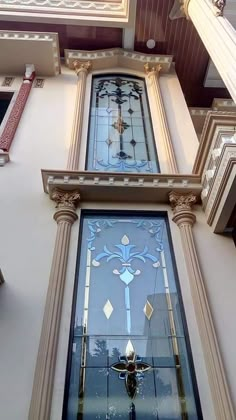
[183,0,236,103]
[28,189,80,420]
[144,63,178,173]
[67,60,91,171]
[169,191,235,420]
[0,64,35,153]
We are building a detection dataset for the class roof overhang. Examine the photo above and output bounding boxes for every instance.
[0,0,134,28]
[0,30,60,76]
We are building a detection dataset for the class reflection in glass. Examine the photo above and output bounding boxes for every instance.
[86,76,159,173]
[64,215,200,419]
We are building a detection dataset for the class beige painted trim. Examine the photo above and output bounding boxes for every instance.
[28,189,80,420]
[170,191,235,420]
[67,61,91,171]
[144,63,178,173]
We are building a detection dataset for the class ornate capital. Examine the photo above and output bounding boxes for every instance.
[169,191,197,215]
[144,63,162,78]
[23,64,35,82]
[73,60,92,76]
[51,188,80,210]
[212,0,226,16]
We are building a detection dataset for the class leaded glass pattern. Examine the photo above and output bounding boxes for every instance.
[86,76,159,173]
[64,215,201,420]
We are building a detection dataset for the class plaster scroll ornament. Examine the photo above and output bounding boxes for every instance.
[169,191,197,214]
[51,188,80,210]
[73,60,92,75]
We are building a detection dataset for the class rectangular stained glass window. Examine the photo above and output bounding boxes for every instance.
[86,76,159,173]
[63,214,202,420]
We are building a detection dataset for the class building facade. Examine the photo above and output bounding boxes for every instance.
[0,1,236,419]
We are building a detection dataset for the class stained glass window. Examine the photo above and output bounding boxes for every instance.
[86,76,159,173]
[63,214,201,419]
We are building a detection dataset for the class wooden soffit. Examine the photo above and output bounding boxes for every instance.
[0,30,60,76]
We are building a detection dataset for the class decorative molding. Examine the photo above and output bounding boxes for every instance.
[0,31,60,76]
[65,49,173,74]
[0,0,133,28]
[144,62,178,173]
[170,191,235,420]
[33,78,45,88]
[0,64,35,152]
[212,0,226,16]
[144,62,162,77]
[41,170,202,203]
[29,188,79,420]
[0,0,124,11]
[51,188,80,210]
[169,191,197,214]
[1,76,14,87]
[73,60,92,75]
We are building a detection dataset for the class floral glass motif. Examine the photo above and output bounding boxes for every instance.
[86,75,159,173]
[64,215,201,420]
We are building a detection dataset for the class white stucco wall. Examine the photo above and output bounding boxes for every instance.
[0,66,77,420]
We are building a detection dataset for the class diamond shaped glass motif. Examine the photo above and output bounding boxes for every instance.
[130,139,136,147]
[106,107,112,114]
[128,108,134,115]
[103,299,114,319]
[143,300,154,320]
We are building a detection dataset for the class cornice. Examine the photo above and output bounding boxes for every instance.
[193,111,236,176]
[65,48,173,74]
[0,0,132,27]
[41,170,202,204]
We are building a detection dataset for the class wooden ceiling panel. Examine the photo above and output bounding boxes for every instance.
[134,0,230,106]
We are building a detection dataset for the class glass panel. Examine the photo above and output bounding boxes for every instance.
[86,76,159,173]
[64,215,200,419]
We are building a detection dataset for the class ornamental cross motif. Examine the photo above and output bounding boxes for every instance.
[112,116,130,134]
[111,340,151,399]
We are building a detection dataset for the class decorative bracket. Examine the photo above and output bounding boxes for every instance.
[212,0,226,16]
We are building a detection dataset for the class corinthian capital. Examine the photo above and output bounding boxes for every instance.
[73,60,92,76]
[51,188,80,210]
[144,63,162,78]
[169,191,197,214]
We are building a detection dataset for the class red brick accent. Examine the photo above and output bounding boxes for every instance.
[0,71,35,152]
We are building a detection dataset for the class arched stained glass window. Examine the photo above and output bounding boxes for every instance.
[86,75,159,173]
[63,213,202,420]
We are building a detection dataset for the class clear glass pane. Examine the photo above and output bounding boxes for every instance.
[64,215,200,419]
[86,76,159,173]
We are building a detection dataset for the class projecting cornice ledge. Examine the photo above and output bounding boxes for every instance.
[41,170,202,204]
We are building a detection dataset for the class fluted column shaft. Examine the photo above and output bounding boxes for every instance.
[0,64,35,152]
[67,61,91,170]
[185,0,236,103]
[170,191,235,420]
[144,63,178,173]
[28,189,80,420]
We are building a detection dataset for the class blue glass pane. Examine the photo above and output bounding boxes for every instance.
[64,215,200,419]
[86,76,159,173]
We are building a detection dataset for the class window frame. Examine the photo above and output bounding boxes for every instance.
[62,209,203,420]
